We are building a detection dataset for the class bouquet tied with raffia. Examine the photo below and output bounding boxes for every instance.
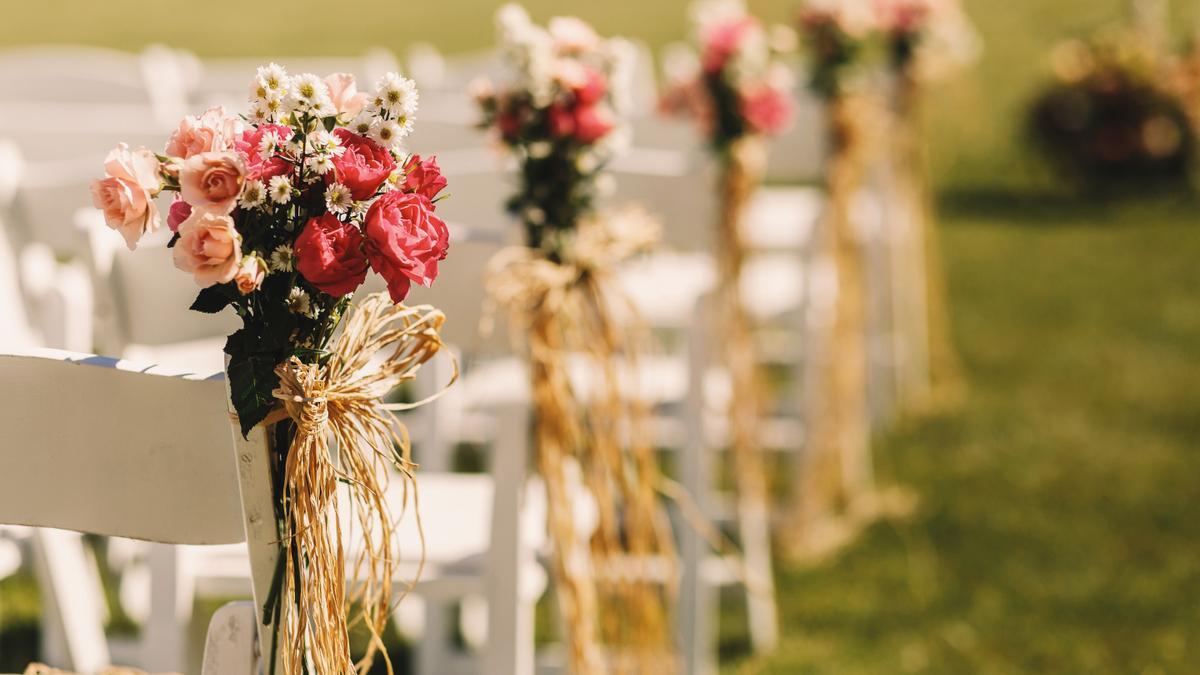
[90,63,455,674]
[477,5,679,673]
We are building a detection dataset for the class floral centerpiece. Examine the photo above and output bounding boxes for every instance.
[90,64,452,674]
[797,0,875,98]
[476,5,676,673]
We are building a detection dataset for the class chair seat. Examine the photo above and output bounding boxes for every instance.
[121,338,227,377]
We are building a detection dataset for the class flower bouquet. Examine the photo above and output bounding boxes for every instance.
[660,0,794,631]
[476,5,676,673]
[661,0,796,151]
[91,64,452,674]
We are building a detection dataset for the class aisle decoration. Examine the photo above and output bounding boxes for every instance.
[476,6,677,672]
[878,0,978,407]
[660,0,795,645]
[794,0,881,551]
[91,64,453,675]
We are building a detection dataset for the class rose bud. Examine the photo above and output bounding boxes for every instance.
[401,154,448,202]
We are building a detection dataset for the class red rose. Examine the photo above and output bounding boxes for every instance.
[573,68,607,106]
[363,191,450,303]
[401,154,448,202]
[330,128,396,201]
[498,110,522,140]
[547,103,576,138]
[235,124,293,182]
[573,104,614,144]
[294,213,369,298]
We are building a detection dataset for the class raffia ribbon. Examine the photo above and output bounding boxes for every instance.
[486,209,679,675]
[268,293,453,675]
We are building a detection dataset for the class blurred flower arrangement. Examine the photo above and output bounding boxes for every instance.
[477,6,678,673]
[660,0,797,149]
[797,0,979,98]
[474,5,634,257]
[1030,28,1194,188]
[91,64,453,675]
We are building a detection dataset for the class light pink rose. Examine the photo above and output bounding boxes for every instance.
[233,255,267,295]
[324,73,369,117]
[179,151,246,214]
[172,210,242,287]
[103,142,161,194]
[549,16,600,53]
[165,106,242,159]
[89,176,160,250]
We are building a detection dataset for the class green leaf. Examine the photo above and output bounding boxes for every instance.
[224,330,281,438]
[322,116,337,132]
[190,285,235,314]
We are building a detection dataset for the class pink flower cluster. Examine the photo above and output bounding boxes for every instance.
[91,66,450,304]
[662,2,796,142]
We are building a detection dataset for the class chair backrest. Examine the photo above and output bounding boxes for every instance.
[0,349,244,546]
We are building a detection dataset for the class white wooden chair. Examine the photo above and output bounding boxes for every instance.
[0,347,552,675]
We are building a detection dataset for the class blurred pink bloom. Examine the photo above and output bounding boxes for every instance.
[702,18,755,74]
[324,73,369,117]
[741,86,794,136]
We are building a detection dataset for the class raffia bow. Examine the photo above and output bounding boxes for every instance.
[486,210,681,674]
[267,292,454,675]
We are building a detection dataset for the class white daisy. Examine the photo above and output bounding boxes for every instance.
[370,119,405,148]
[269,244,294,273]
[349,110,377,136]
[306,154,334,176]
[374,73,419,115]
[257,131,280,157]
[307,130,343,156]
[256,63,288,92]
[324,183,353,215]
[286,287,315,318]
[289,73,331,112]
[268,175,293,204]
[240,179,267,209]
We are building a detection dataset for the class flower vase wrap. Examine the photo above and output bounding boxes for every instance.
[478,6,678,672]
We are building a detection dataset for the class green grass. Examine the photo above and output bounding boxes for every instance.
[5,1,1200,673]
[723,193,1200,674]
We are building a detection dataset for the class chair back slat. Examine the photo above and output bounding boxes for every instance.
[0,349,245,545]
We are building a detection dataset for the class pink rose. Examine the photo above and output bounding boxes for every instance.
[172,210,242,287]
[179,151,246,214]
[324,73,369,117]
[233,255,267,295]
[166,196,192,233]
[295,213,369,298]
[364,192,450,303]
[330,128,396,201]
[165,106,242,159]
[235,124,293,182]
[741,86,794,136]
[702,18,755,74]
[90,176,159,250]
[401,154,448,202]
[547,103,576,138]
[573,104,613,144]
[103,142,162,194]
[573,68,607,106]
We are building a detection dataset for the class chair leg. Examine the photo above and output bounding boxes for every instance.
[30,529,110,672]
[416,598,453,675]
[140,543,191,673]
[484,404,535,675]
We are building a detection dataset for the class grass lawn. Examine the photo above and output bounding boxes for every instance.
[4,1,1200,673]
[721,192,1200,674]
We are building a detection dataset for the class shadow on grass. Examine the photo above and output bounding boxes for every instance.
[936,186,1200,228]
